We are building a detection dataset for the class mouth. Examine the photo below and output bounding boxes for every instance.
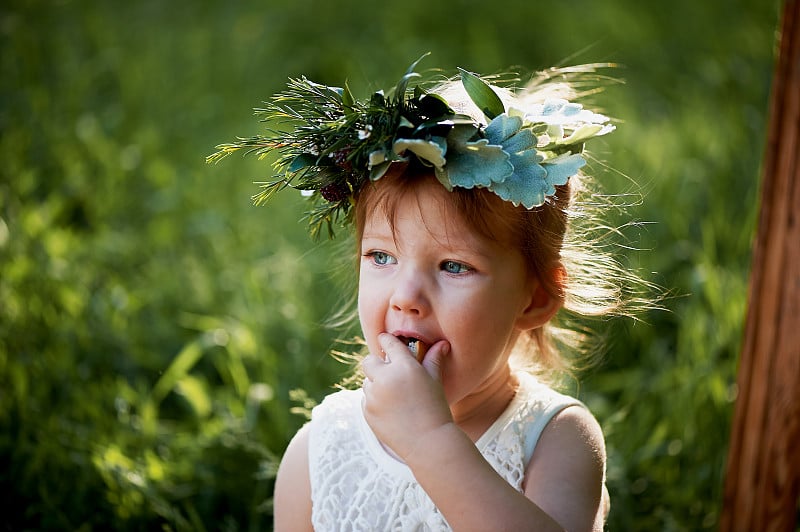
[397,336,427,362]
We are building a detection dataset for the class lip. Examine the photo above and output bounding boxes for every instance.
[389,329,433,346]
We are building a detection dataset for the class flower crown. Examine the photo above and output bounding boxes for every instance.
[208,55,615,238]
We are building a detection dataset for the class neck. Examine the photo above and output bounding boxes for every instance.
[450,366,519,442]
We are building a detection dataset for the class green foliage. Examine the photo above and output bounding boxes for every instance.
[458,67,506,119]
[0,0,780,530]
[210,56,611,238]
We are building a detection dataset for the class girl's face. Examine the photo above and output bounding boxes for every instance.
[358,179,540,411]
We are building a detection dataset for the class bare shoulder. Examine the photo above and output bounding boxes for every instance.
[524,405,608,532]
[538,405,606,467]
[273,423,314,532]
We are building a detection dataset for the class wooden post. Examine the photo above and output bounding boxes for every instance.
[720,0,800,530]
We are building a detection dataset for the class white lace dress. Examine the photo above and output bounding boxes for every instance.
[308,372,584,531]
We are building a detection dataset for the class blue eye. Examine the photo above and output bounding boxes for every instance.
[369,251,396,266]
[442,260,470,274]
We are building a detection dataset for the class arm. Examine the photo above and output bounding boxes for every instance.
[273,423,314,532]
[523,405,608,532]
[404,422,567,531]
[379,404,606,532]
[362,335,606,531]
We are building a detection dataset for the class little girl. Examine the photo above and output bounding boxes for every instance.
[210,56,633,531]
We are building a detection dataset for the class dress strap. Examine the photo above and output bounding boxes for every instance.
[516,373,584,466]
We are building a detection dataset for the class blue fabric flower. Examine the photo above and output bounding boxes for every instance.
[474,113,588,208]
[522,98,613,148]
[525,98,609,126]
[489,149,550,208]
[542,153,587,189]
[482,114,553,208]
[437,124,511,190]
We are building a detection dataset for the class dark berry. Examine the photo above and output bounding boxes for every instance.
[330,149,353,172]
[320,182,350,202]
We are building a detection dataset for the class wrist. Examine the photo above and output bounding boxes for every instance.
[402,421,472,469]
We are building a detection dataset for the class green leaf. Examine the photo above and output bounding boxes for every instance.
[175,375,212,418]
[342,80,355,115]
[151,340,204,405]
[458,67,505,120]
[369,161,392,181]
[417,93,452,118]
[556,123,606,146]
[392,137,447,168]
[395,72,421,102]
[394,53,430,102]
[289,153,318,172]
[368,149,387,168]
[406,52,431,74]
[370,90,386,107]
[398,116,415,130]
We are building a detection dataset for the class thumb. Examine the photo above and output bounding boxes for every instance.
[421,340,450,381]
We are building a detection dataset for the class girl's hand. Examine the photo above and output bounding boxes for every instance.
[361,333,452,461]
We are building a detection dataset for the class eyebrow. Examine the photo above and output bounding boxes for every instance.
[361,231,496,262]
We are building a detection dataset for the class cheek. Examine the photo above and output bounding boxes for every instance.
[444,296,522,356]
[357,292,384,358]
[357,277,380,333]
[356,292,368,331]
[356,266,368,318]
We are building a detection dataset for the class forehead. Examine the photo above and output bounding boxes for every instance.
[361,181,497,254]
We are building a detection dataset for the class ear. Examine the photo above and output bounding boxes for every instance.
[515,264,566,331]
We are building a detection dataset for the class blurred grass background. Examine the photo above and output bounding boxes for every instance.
[0,0,782,530]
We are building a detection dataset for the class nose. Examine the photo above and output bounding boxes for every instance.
[389,268,430,316]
